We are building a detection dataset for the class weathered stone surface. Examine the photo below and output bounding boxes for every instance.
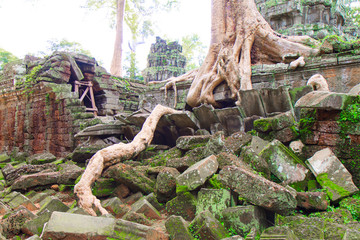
[2,206,36,237]
[103,163,155,194]
[0,200,10,215]
[277,216,325,240]
[115,218,169,240]
[71,142,111,163]
[38,198,69,215]
[155,167,180,202]
[176,155,219,191]
[165,215,193,240]
[193,104,220,131]
[42,212,115,239]
[26,152,56,165]
[74,123,124,138]
[166,192,197,221]
[176,135,211,151]
[7,193,38,211]
[306,148,359,201]
[190,210,229,240]
[240,146,270,178]
[102,197,129,218]
[2,163,57,184]
[219,165,297,214]
[340,197,360,220]
[295,91,357,110]
[203,131,225,156]
[167,111,200,130]
[128,198,162,220]
[259,140,309,185]
[92,178,117,198]
[254,111,295,132]
[259,226,299,240]
[22,210,52,236]
[260,87,293,116]
[349,83,360,95]
[250,136,269,155]
[196,188,231,219]
[214,107,243,135]
[296,192,328,211]
[216,152,251,171]
[222,205,268,237]
[224,131,253,155]
[238,89,266,117]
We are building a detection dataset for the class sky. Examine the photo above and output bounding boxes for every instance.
[0,0,211,71]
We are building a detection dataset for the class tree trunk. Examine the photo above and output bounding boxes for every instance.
[74,105,180,216]
[166,0,320,108]
[110,0,125,77]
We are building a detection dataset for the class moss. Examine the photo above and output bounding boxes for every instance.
[316,173,351,199]
[253,119,272,132]
[208,174,226,189]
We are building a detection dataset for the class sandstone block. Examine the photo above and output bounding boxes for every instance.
[166,192,197,221]
[196,188,231,219]
[296,192,328,211]
[176,155,218,191]
[219,165,297,214]
[190,210,229,240]
[165,215,193,240]
[306,148,359,201]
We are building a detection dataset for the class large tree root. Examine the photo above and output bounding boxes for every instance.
[74,105,180,216]
[163,0,321,108]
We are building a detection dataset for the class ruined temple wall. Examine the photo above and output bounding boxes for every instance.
[0,83,92,157]
[140,54,360,111]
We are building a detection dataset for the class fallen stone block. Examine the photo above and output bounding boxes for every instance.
[224,131,252,156]
[7,193,38,211]
[296,192,328,211]
[42,211,116,239]
[2,206,36,238]
[38,198,69,215]
[103,163,155,194]
[155,167,180,202]
[259,87,293,116]
[166,192,197,221]
[165,215,193,240]
[129,198,162,220]
[254,111,295,133]
[167,111,200,130]
[193,104,220,131]
[222,205,268,237]
[259,140,309,186]
[114,218,169,240]
[176,135,211,150]
[238,89,266,117]
[176,155,219,191]
[102,197,129,218]
[196,188,231,219]
[22,210,52,236]
[306,148,359,201]
[250,136,270,155]
[0,200,10,215]
[240,146,270,179]
[259,226,299,240]
[219,166,297,215]
[26,152,56,165]
[277,216,325,240]
[190,210,229,240]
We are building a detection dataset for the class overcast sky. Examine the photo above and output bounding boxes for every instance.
[0,0,211,71]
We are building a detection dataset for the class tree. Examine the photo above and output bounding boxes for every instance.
[181,34,207,71]
[46,38,92,56]
[166,0,320,108]
[86,0,178,77]
[74,0,321,215]
[0,48,18,70]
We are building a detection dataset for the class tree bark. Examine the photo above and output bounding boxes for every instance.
[110,0,126,77]
[164,0,320,108]
[74,105,180,216]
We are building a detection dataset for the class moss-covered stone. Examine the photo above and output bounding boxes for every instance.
[166,192,197,221]
[190,210,229,240]
[92,178,117,198]
[165,215,194,240]
[196,188,231,219]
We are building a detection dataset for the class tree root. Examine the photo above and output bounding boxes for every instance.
[74,105,181,216]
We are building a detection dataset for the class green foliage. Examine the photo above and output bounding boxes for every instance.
[338,98,360,138]
[180,34,206,71]
[322,35,360,53]
[45,38,92,56]
[208,174,225,189]
[299,109,316,141]
[0,48,18,70]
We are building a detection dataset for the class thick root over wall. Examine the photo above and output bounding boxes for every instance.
[74,105,180,216]
[161,0,320,108]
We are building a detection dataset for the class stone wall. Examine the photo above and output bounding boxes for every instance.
[139,54,360,111]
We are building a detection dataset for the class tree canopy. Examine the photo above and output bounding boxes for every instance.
[0,48,18,70]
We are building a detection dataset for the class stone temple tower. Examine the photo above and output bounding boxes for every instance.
[143,37,186,83]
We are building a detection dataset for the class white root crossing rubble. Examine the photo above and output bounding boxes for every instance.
[74,105,181,216]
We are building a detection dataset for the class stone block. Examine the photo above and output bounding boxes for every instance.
[0,201,10,215]
[250,136,270,155]
[296,192,328,211]
[92,178,117,198]
[129,198,162,220]
[306,148,359,201]
[143,193,163,211]
[277,216,325,240]
[42,212,116,239]
[167,111,200,130]
[102,197,129,218]
[259,140,309,185]
[38,198,70,215]
[238,89,266,117]
[2,206,36,237]
[295,91,357,110]
[193,104,220,131]
[219,165,297,215]
[259,87,293,115]
[259,226,299,240]
[114,218,169,240]
[176,155,219,191]
[155,167,180,202]
[196,188,231,219]
[222,205,268,237]
[254,111,295,132]
[240,146,270,179]
[224,131,253,156]
[26,152,56,165]
[165,215,193,240]
[176,135,211,150]
[22,210,52,236]
[7,193,38,211]
[214,107,244,135]
[166,192,197,221]
[190,210,229,240]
